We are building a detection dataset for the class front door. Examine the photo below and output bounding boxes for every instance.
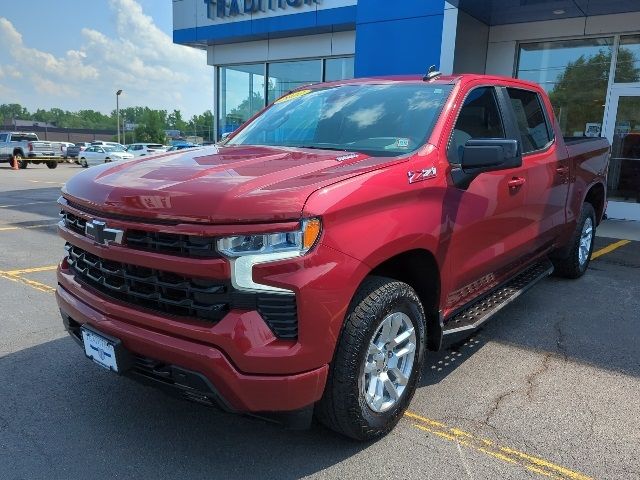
[603,86,640,220]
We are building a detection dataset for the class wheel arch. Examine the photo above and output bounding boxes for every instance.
[12,148,24,157]
[366,249,442,351]
[584,181,606,225]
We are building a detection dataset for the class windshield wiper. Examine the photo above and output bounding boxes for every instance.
[289,145,349,152]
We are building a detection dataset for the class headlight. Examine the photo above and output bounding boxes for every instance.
[217,218,321,293]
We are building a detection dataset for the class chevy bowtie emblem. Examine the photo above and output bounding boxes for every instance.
[85,220,124,246]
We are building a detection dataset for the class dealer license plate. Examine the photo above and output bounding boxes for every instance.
[81,327,119,372]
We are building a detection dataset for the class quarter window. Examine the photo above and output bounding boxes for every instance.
[448,87,505,163]
[507,88,552,154]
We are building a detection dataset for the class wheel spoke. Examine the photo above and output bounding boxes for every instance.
[367,374,379,399]
[364,361,376,374]
[388,367,409,386]
[368,343,382,356]
[388,314,402,342]
[389,328,414,349]
[379,318,393,343]
[395,342,416,358]
[383,374,399,400]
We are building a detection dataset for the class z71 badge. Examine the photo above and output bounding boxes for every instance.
[407,167,437,184]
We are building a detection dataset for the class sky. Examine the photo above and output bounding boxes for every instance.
[0,0,212,118]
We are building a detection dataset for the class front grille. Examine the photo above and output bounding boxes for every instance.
[60,210,220,259]
[64,243,299,338]
[66,244,229,321]
[126,230,219,258]
[62,211,87,236]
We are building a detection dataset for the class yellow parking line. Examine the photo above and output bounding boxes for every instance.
[406,411,592,479]
[591,239,631,260]
[0,223,57,232]
[0,271,56,294]
[4,265,58,275]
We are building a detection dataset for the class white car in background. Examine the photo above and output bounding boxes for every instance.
[78,145,134,167]
[126,143,168,156]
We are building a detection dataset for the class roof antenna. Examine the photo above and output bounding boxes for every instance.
[423,65,441,81]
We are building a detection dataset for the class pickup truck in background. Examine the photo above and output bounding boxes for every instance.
[0,131,61,169]
[56,74,610,440]
[66,142,92,160]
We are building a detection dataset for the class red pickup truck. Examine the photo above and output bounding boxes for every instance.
[56,74,609,440]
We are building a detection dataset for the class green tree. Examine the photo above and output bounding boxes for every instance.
[0,104,31,125]
[133,109,167,143]
[549,49,640,135]
[167,109,188,134]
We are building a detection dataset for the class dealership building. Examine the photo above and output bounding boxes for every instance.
[172,0,640,220]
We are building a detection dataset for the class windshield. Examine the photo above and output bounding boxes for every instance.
[227,83,453,157]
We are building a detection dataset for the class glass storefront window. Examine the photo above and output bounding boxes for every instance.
[218,64,265,136]
[324,57,355,82]
[615,35,640,83]
[267,60,322,104]
[517,38,613,137]
[609,96,640,203]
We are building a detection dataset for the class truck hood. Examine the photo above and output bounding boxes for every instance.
[62,145,405,224]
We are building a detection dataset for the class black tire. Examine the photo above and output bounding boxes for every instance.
[552,203,596,279]
[46,161,57,169]
[80,158,88,168]
[316,276,426,441]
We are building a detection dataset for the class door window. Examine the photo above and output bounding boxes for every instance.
[448,87,505,163]
[0,134,7,142]
[506,88,553,154]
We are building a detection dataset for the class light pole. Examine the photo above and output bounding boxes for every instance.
[116,89,123,144]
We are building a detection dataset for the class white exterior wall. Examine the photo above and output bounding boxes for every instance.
[206,31,355,66]
[485,11,640,76]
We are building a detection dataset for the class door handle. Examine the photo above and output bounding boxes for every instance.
[508,177,526,188]
[556,166,569,175]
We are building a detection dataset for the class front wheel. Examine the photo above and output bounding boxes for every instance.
[552,203,596,279]
[46,161,57,169]
[80,158,88,168]
[316,276,426,440]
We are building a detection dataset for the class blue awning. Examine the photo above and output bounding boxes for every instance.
[449,0,640,25]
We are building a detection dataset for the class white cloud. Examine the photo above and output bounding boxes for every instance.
[0,1,211,117]
[348,105,385,128]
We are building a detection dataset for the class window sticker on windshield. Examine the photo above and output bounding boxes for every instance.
[275,89,312,104]
[396,138,410,148]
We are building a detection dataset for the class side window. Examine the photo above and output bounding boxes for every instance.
[0,134,7,142]
[506,88,552,154]
[448,87,505,163]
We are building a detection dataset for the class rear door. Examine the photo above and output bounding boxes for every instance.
[504,87,568,249]
[445,85,533,312]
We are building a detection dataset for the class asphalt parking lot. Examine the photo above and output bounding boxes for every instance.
[1,162,639,480]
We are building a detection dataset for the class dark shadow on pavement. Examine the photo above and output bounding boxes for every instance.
[0,337,365,480]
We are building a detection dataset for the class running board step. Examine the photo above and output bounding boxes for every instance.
[443,260,554,335]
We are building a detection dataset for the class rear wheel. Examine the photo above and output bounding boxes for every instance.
[316,276,426,440]
[46,161,57,169]
[552,203,596,279]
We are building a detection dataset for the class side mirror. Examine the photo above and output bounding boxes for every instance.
[461,139,521,172]
[452,139,522,189]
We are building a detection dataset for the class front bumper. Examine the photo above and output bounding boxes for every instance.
[57,282,328,413]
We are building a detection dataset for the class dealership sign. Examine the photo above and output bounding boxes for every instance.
[204,0,320,21]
